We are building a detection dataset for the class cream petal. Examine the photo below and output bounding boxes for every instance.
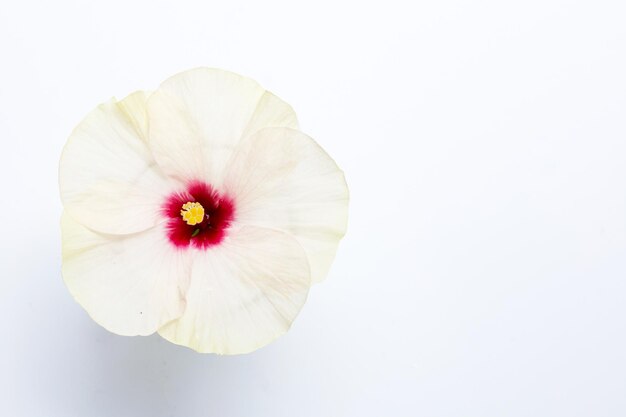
[61,212,190,336]
[59,91,176,235]
[222,127,349,283]
[146,68,298,184]
[158,226,310,354]
[241,90,299,138]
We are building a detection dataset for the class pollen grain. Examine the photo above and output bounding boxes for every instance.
[180,202,205,226]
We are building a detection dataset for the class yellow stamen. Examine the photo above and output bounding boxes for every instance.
[180,202,205,226]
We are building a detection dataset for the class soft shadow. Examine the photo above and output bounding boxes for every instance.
[12,238,277,417]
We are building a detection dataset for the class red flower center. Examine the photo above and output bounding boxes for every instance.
[163,181,235,249]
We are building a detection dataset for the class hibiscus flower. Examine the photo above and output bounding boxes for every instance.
[59,68,349,354]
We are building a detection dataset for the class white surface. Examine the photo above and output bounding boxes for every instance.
[1,0,625,415]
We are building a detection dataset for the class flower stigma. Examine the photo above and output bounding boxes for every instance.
[180,202,205,226]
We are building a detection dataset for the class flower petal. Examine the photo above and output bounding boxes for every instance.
[146,67,298,184]
[158,226,310,354]
[59,91,176,234]
[241,90,299,139]
[61,212,190,336]
[223,127,349,283]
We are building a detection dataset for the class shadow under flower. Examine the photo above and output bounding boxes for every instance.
[9,237,281,417]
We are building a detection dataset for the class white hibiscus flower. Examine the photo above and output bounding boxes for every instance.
[59,68,349,354]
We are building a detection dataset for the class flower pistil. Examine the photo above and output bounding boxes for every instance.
[180,202,205,226]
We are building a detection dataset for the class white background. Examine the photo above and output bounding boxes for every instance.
[1,0,625,416]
